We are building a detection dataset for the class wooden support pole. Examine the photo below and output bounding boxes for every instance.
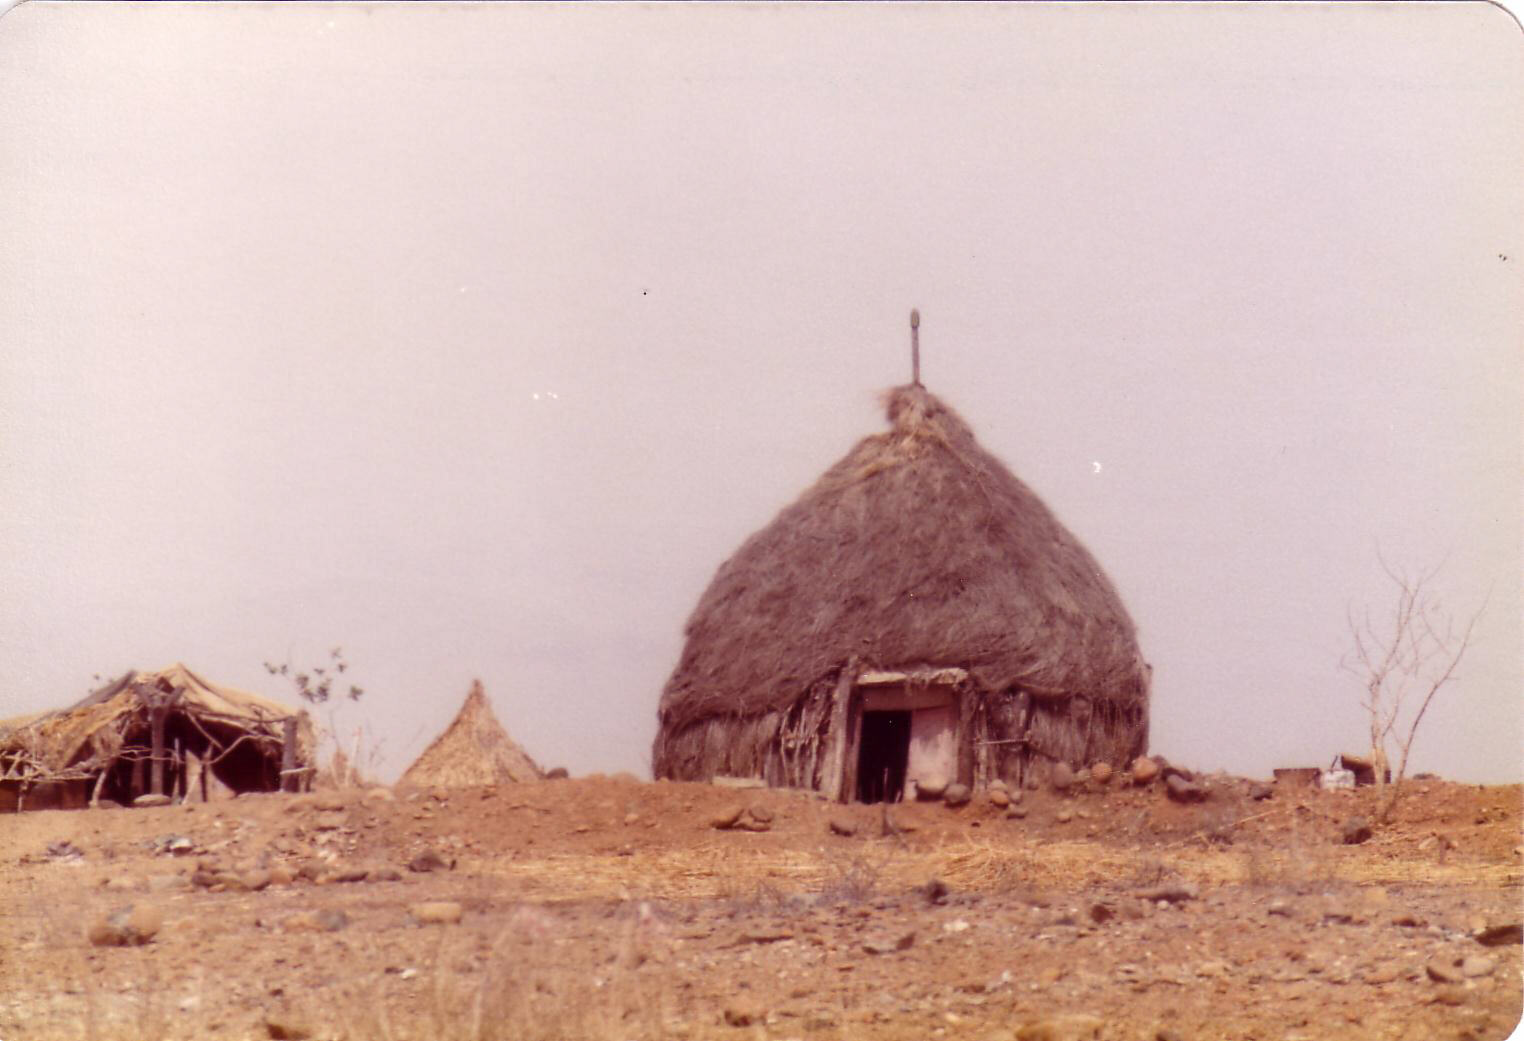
[281,717,298,793]
[149,706,167,797]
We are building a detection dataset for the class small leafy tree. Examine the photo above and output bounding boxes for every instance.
[263,646,364,704]
[1344,554,1484,823]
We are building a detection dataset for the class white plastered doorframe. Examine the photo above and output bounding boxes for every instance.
[853,668,965,802]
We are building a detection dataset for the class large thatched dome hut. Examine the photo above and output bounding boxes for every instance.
[652,384,1150,802]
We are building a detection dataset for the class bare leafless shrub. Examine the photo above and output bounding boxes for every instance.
[1344,554,1485,823]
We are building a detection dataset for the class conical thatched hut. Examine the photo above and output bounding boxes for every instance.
[400,681,541,788]
[652,384,1150,802]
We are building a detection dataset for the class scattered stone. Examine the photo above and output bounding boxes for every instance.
[736,929,794,945]
[408,849,451,873]
[746,804,774,824]
[828,817,857,837]
[46,840,85,860]
[943,783,971,807]
[544,767,569,780]
[314,793,348,812]
[327,866,369,884]
[372,865,403,882]
[1136,883,1199,904]
[283,910,348,933]
[312,811,346,831]
[922,878,950,905]
[1089,762,1113,785]
[1050,763,1075,792]
[722,999,764,1027]
[710,805,746,830]
[1391,913,1424,928]
[1055,808,1073,824]
[268,864,297,886]
[1267,899,1294,918]
[362,786,395,802]
[1164,774,1207,803]
[263,1011,314,1040]
[1460,955,1496,978]
[1016,1013,1106,1041]
[241,869,272,891]
[1156,1030,1185,1041]
[1364,962,1402,985]
[990,789,1011,809]
[863,931,916,955]
[1196,960,1230,978]
[1131,756,1160,785]
[146,873,188,893]
[1248,782,1273,801]
[1475,923,1523,946]
[103,875,135,891]
[1006,805,1028,820]
[1024,774,1040,791]
[411,901,464,925]
[1088,902,1114,924]
[916,775,949,800]
[989,779,1009,794]
[87,904,163,947]
[1430,986,1468,1007]
[1425,959,1463,984]
[133,794,173,808]
[1321,906,1359,925]
[1341,817,1373,845]
[1073,766,1091,784]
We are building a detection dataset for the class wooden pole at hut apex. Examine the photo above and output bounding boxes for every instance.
[910,308,922,387]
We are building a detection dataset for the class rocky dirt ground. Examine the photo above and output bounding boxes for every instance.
[0,771,1519,1041]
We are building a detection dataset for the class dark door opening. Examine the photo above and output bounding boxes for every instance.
[856,710,911,803]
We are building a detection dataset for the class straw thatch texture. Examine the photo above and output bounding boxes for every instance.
[400,681,542,788]
[653,385,1150,785]
[0,663,313,810]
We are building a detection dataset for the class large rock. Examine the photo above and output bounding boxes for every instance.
[943,784,971,807]
[1050,762,1075,792]
[989,788,1011,809]
[916,775,949,800]
[1164,774,1207,803]
[1475,922,1523,946]
[710,805,746,830]
[1131,757,1160,785]
[1089,762,1113,785]
[132,794,172,808]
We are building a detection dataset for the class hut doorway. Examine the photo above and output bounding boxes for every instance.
[850,677,960,803]
[856,710,910,802]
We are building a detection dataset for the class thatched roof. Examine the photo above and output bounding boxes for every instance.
[658,385,1149,733]
[400,681,541,788]
[0,663,312,784]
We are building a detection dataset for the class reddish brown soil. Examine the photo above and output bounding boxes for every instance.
[1,775,1519,1040]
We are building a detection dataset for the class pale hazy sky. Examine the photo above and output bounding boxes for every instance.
[1,3,1519,784]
